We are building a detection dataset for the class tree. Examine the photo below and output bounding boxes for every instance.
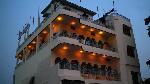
[144,78,150,84]
[144,16,150,37]
[145,16,150,25]
[147,26,150,37]
[146,59,150,68]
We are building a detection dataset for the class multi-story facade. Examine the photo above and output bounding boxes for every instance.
[14,0,142,84]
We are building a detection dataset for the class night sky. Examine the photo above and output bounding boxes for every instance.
[0,0,150,84]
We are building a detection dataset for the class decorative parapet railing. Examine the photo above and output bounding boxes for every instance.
[112,13,130,22]
[52,31,117,52]
[16,8,115,53]
[52,31,119,58]
[17,21,44,51]
[55,61,120,81]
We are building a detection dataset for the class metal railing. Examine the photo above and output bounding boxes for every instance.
[17,21,44,51]
[56,61,120,81]
[53,31,116,52]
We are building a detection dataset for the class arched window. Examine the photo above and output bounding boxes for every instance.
[81,62,86,73]
[60,58,70,69]
[71,60,79,70]
[55,57,61,64]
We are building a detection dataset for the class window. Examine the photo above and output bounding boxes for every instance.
[131,71,139,84]
[123,24,131,36]
[127,45,135,57]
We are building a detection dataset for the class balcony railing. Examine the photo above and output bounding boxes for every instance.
[53,31,116,52]
[17,21,44,51]
[58,8,115,30]
[39,39,49,50]
[55,58,120,81]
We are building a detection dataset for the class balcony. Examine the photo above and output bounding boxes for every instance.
[51,43,120,81]
[54,9,115,31]
[16,27,50,67]
[54,57,120,81]
[52,15,117,54]
[53,30,117,52]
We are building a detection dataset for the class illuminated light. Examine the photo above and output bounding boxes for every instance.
[90,28,94,32]
[71,21,76,25]
[103,54,107,58]
[98,31,104,34]
[28,45,32,48]
[52,24,55,28]
[92,53,96,56]
[57,16,63,21]
[89,54,95,60]
[80,50,84,53]
[81,25,85,29]
[32,41,36,44]
[63,46,68,50]
[42,30,47,34]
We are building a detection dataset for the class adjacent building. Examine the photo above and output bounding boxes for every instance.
[14,0,142,84]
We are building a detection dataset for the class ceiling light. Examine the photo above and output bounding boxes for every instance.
[92,53,96,55]
[80,50,84,53]
[32,41,36,44]
[99,31,104,34]
[52,24,55,28]
[71,21,76,25]
[28,45,32,48]
[43,30,47,34]
[57,16,63,21]
[90,28,94,32]
[81,25,85,29]
[63,46,68,50]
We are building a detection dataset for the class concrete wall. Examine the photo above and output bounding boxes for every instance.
[14,44,51,84]
[112,14,141,84]
[35,56,61,84]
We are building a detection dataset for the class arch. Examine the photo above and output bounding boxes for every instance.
[55,57,61,64]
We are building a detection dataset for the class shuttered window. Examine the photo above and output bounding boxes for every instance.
[127,45,135,57]
[123,24,131,36]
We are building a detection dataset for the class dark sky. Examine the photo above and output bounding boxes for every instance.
[0,0,150,84]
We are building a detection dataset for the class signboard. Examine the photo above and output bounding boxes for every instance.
[18,23,30,46]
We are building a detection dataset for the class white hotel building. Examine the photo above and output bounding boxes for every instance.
[14,0,142,84]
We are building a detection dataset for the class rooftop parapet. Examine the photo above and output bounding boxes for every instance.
[112,13,130,22]
[41,0,96,16]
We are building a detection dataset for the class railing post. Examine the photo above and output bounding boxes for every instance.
[36,37,39,53]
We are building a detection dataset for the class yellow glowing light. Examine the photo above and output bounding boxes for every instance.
[32,41,36,44]
[92,53,96,56]
[28,45,32,48]
[43,30,47,34]
[57,16,63,21]
[99,31,104,34]
[63,46,68,50]
[52,24,55,28]
[81,25,85,29]
[80,50,84,53]
[71,21,76,25]
[90,28,94,32]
